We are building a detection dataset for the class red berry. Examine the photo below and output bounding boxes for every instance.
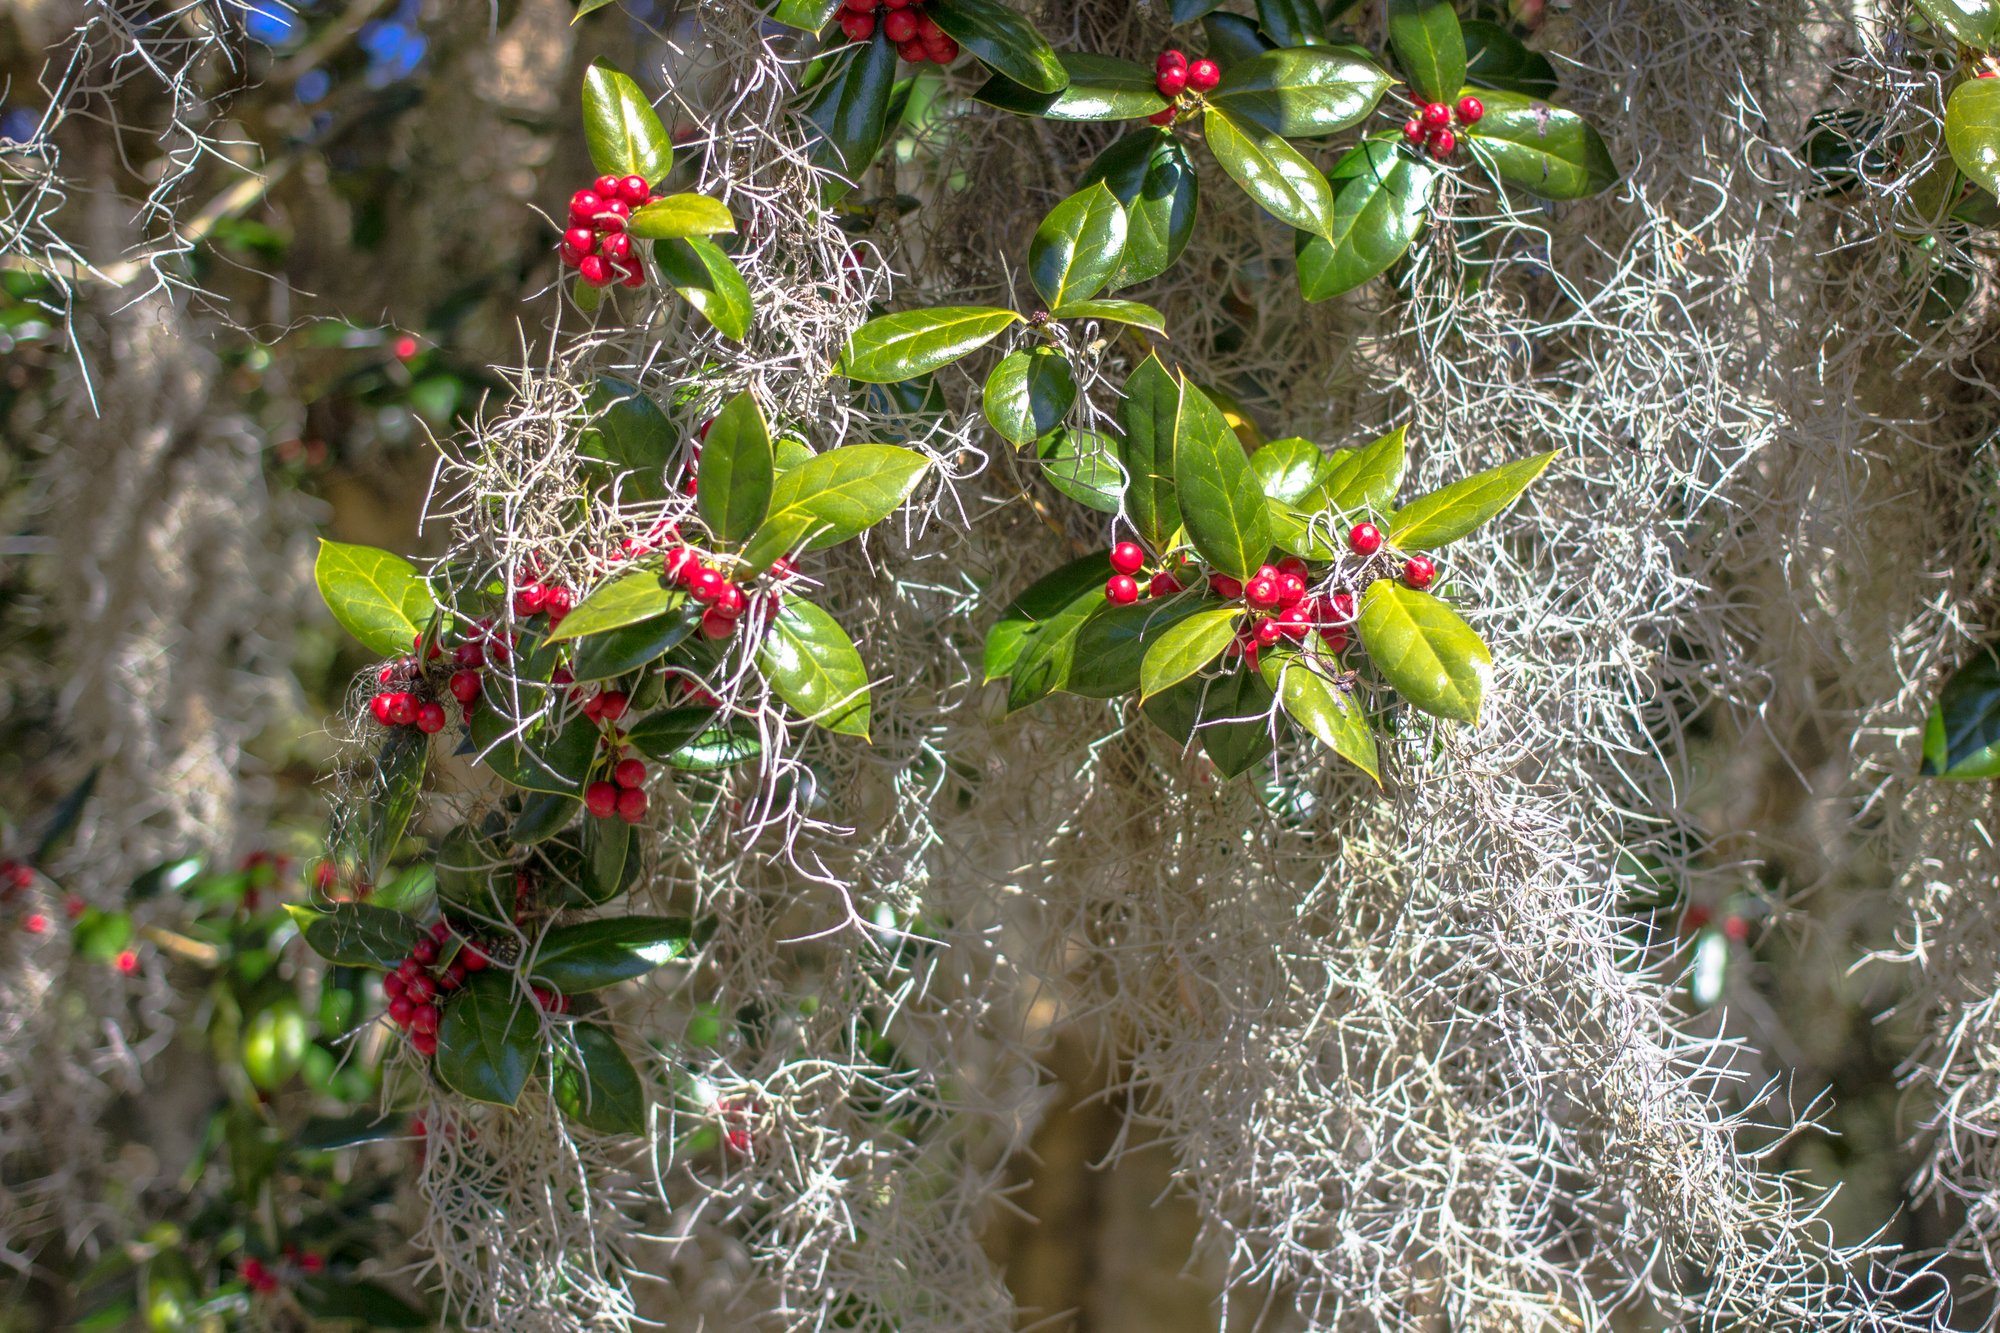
[1427,129,1456,160]
[597,691,628,722]
[1156,49,1187,73]
[430,919,451,942]
[242,1258,267,1285]
[386,693,417,726]
[1186,58,1220,92]
[600,232,633,262]
[1403,118,1425,144]
[913,9,941,37]
[460,943,489,972]
[585,781,619,819]
[370,693,396,726]
[450,670,482,703]
[393,334,419,361]
[619,261,645,288]
[1149,571,1184,598]
[664,547,700,585]
[411,937,439,966]
[1156,66,1187,97]
[1348,522,1382,555]
[1455,95,1484,125]
[596,198,631,232]
[441,961,467,991]
[1276,572,1308,606]
[594,174,622,197]
[533,986,563,1012]
[1109,542,1146,575]
[407,973,436,1002]
[396,957,423,981]
[614,758,647,788]
[453,641,484,669]
[578,255,613,287]
[688,567,727,603]
[1420,102,1450,130]
[300,1253,325,1274]
[1254,617,1284,647]
[842,0,876,10]
[1403,555,1437,589]
[618,174,651,206]
[1254,563,1280,584]
[1148,107,1177,126]
[1326,591,1356,623]
[388,996,415,1026]
[514,581,547,616]
[544,587,574,625]
[1245,576,1279,610]
[410,1004,440,1035]
[411,1030,438,1056]
[1209,573,1243,599]
[713,583,747,618]
[1681,904,1713,933]
[1276,556,1309,577]
[569,190,603,225]
[21,913,46,934]
[616,787,648,823]
[560,243,588,268]
[1323,624,1352,655]
[883,8,918,41]
[1722,914,1750,943]
[700,608,738,639]
[415,702,446,734]
[897,37,927,61]
[1105,575,1140,605]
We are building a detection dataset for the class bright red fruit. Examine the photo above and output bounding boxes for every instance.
[1276,572,1308,606]
[701,608,737,639]
[1156,49,1187,73]
[614,758,646,788]
[1276,604,1312,640]
[617,174,651,206]
[389,996,415,1026]
[1254,618,1284,647]
[1455,95,1484,125]
[688,567,727,603]
[616,787,648,823]
[596,691,629,722]
[450,670,482,703]
[415,702,446,734]
[411,937,439,965]
[460,943,489,972]
[1403,118,1424,144]
[1105,575,1140,605]
[1327,591,1356,622]
[411,1004,439,1035]
[1245,577,1279,610]
[1420,102,1450,130]
[569,190,603,225]
[1110,542,1146,575]
[883,7,918,41]
[1156,65,1187,96]
[713,583,747,618]
[898,37,927,61]
[1403,555,1437,589]
[579,255,612,287]
[1427,129,1456,160]
[585,781,618,819]
[1209,573,1243,599]
[1149,571,1183,598]
[411,1030,438,1056]
[840,12,874,39]
[1348,522,1382,555]
[407,973,436,1002]
[1186,58,1220,92]
[384,973,406,1000]
[597,199,631,232]
[1148,107,1177,125]
[386,693,417,726]
[601,232,633,262]
[370,693,396,726]
[594,174,621,197]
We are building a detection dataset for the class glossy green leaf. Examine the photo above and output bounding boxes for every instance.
[435,825,509,917]
[1062,595,1210,698]
[983,347,1076,445]
[1914,0,2000,48]
[1038,429,1125,513]
[1318,424,1407,512]
[1116,353,1182,553]
[667,723,763,771]
[435,973,542,1107]
[1297,141,1435,301]
[1209,48,1392,137]
[1140,606,1242,698]
[972,52,1163,121]
[740,443,932,568]
[1356,580,1490,722]
[773,0,841,31]
[927,0,1068,94]
[658,237,754,340]
[1249,436,1332,505]
[1255,0,1325,46]
[1173,376,1273,579]
[1051,298,1166,331]
[556,1023,648,1134]
[1203,12,1275,66]
[1467,90,1619,200]
[469,705,600,795]
[758,598,871,737]
[1921,649,2000,777]
[582,63,673,184]
[1265,652,1379,784]
[1203,105,1337,237]
[363,728,427,877]
[1462,19,1558,97]
[699,390,776,542]
[511,791,580,846]
[1004,582,1108,709]
[577,814,636,905]
[840,306,1022,383]
[1196,667,1276,777]
[1386,449,1555,548]
[581,377,673,499]
[1080,129,1198,288]
[626,706,719,761]
[801,32,899,199]
[1386,0,1466,105]
[288,902,413,970]
[627,193,735,240]
[549,571,677,642]
[1947,76,2000,196]
[983,551,1114,682]
[1172,0,1225,21]
[314,540,434,657]
[1029,182,1128,309]
[568,609,696,682]
[529,916,692,992]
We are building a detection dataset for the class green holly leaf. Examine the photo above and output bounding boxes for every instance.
[626,194,736,240]
[983,551,1114,682]
[1921,648,2000,777]
[626,706,720,761]
[1255,0,1327,47]
[1297,140,1436,301]
[1209,48,1392,138]
[314,540,435,657]
[469,704,600,795]
[1461,19,1557,97]
[1062,595,1210,698]
[1140,606,1243,699]
[758,597,872,737]
[983,347,1077,445]
[1003,581,1109,709]
[1914,0,2000,48]
[1264,651,1379,785]
[435,825,509,917]
[739,443,932,569]
[1249,436,1332,505]
[549,571,677,642]
[668,724,762,771]
[435,974,543,1107]
[1038,429,1126,513]
[1466,90,1619,200]
[1116,353,1183,553]
[583,62,673,184]
[801,32,900,201]
[1203,105,1337,237]
[1051,298,1166,331]
[1172,0,1226,22]
[1173,376,1273,580]
[1029,182,1128,309]
[1195,667,1276,777]
[1318,424,1407,512]
[1947,76,2000,196]
[840,306,1022,382]
[1386,0,1466,106]
[699,390,775,543]
[927,0,1068,93]
[527,916,692,992]
[972,52,1164,121]
[1080,129,1198,288]
[1356,581,1490,722]
[288,902,414,970]
[1203,11,1275,65]
[580,377,673,499]
[568,609,697,683]
[361,727,427,879]
[1386,449,1555,548]
[511,791,581,846]
[658,237,754,340]
[556,1022,648,1134]
[773,0,841,31]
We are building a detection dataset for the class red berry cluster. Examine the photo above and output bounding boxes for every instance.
[835,0,959,65]
[663,543,791,642]
[383,920,489,1057]
[1103,540,1190,604]
[1200,558,1354,672]
[369,673,447,735]
[1148,50,1219,125]
[1402,95,1483,161]
[563,174,656,289]
[513,572,577,629]
[584,701,651,823]
[2,859,44,934]
[241,1248,323,1297]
